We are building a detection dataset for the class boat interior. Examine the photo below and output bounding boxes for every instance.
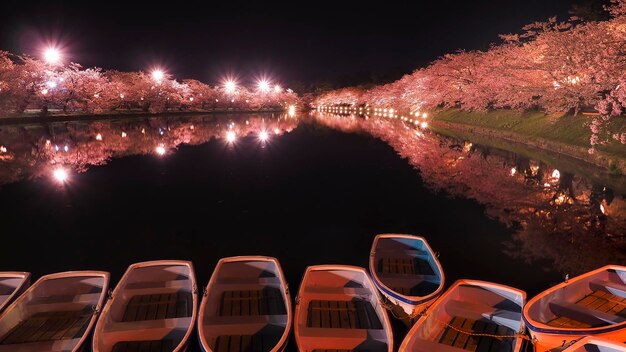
[571,344,626,352]
[0,273,29,311]
[0,274,106,352]
[374,237,441,297]
[527,268,626,329]
[298,268,389,352]
[95,264,194,352]
[201,259,289,352]
[405,283,524,352]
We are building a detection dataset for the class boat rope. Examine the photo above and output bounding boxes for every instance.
[427,314,536,343]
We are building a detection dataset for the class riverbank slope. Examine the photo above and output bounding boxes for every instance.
[431,109,626,174]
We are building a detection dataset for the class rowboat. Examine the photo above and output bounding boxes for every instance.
[523,265,626,352]
[400,279,526,352]
[92,260,197,352]
[198,256,292,352]
[0,272,30,313]
[369,234,445,318]
[561,336,626,351]
[295,265,393,352]
[0,271,109,352]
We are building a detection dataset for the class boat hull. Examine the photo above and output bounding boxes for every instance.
[523,265,626,352]
[369,234,445,319]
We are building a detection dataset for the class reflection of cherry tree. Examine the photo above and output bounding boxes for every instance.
[0,114,299,185]
[314,112,626,275]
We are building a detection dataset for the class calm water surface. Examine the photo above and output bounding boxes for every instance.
[0,112,624,350]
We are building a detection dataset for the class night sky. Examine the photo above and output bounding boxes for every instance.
[0,0,582,89]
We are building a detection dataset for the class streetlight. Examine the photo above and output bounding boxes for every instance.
[43,47,61,65]
[259,130,269,142]
[226,130,237,143]
[151,69,165,82]
[258,80,270,92]
[225,80,236,93]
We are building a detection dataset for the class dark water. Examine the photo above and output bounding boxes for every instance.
[0,112,624,350]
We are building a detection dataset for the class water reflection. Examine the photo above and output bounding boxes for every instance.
[0,111,624,276]
[0,113,298,185]
[312,111,626,276]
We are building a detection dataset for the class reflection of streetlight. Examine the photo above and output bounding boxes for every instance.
[53,167,68,183]
[226,131,236,143]
[44,47,61,64]
[155,145,166,156]
[288,105,296,117]
[259,130,269,142]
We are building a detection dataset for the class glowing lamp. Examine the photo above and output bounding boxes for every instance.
[44,48,61,64]
[151,69,164,81]
[259,130,269,142]
[258,80,270,92]
[225,80,236,93]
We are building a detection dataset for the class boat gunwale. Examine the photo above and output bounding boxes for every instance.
[400,278,527,351]
[92,260,197,352]
[0,270,110,352]
[294,264,394,352]
[369,234,446,306]
[197,255,292,352]
[0,271,31,313]
[522,265,626,335]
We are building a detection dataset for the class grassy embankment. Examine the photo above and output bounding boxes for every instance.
[431,109,626,174]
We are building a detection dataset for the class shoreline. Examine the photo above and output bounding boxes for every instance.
[0,109,287,126]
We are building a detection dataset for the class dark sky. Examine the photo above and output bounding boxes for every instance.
[0,0,579,88]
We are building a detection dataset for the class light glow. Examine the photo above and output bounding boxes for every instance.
[96,133,103,141]
[225,80,237,93]
[258,80,270,92]
[259,130,269,142]
[151,69,164,82]
[273,84,282,93]
[226,130,237,143]
[44,48,61,64]
[53,168,68,183]
[155,145,166,155]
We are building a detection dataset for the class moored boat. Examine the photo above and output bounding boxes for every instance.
[561,336,626,351]
[198,256,292,352]
[93,260,198,352]
[0,270,109,352]
[295,264,393,352]
[0,272,30,314]
[523,265,626,352]
[369,234,445,318]
[400,279,527,352]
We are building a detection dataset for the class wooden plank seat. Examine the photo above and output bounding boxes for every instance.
[220,287,286,317]
[307,300,383,329]
[212,334,274,352]
[389,280,440,297]
[379,257,434,276]
[0,308,92,345]
[112,339,173,352]
[547,290,626,328]
[122,291,192,322]
[438,316,514,352]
